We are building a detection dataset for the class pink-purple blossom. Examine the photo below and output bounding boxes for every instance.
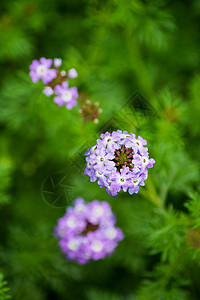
[29,58,57,84]
[43,86,54,96]
[55,198,124,264]
[68,68,78,78]
[29,57,79,110]
[54,81,78,109]
[54,58,62,68]
[84,130,155,196]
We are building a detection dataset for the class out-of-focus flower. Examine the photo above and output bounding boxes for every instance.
[60,70,67,77]
[54,58,62,68]
[55,198,124,264]
[29,57,57,84]
[79,100,103,123]
[68,68,78,78]
[42,86,54,96]
[54,81,78,109]
[84,130,155,196]
[29,57,79,110]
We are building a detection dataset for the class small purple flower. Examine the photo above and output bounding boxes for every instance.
[84,130,155,196]
[54,81,78,109]
[55,198,123,264]
[54,58,62,68]
[43,86,54,96]
[68,68,78,78]
[29,57,57,84]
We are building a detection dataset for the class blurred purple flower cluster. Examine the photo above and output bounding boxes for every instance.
[29,57,78,110]
[55,198,124,264]
[84,130,155,196]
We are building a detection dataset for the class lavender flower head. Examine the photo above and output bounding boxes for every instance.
[43,86,54,96]
[84,130,155,196]
[29,57,57,84]
[54,81,78,109]
[29,57,79,110]
[55,198,124,264]
[68,68,78,78]
[54,58,62,68]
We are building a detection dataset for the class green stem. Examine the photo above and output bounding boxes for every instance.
[140,178,163,208]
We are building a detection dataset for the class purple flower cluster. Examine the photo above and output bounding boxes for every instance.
[29,57,78,110]
[55,198,124,264]
[84,130,155,196]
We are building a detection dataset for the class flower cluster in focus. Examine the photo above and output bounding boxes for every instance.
[55,198,124,264]
[29,57,78,110]
[84,130,155,196]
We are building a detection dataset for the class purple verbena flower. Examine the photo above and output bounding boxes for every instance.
[55,198,123,264]
[43,86,54,96]
[54,58,62,68]
[29,58,79,109]
[54,81,78,109]
[84,130,155,196]
[68,68,78,78]
[29,57,57,84]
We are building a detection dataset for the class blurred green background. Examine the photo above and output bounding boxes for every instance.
[1,0,200,299]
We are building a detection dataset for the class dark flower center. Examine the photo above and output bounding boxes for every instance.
[113,145,134,172]
[47,71,67,89]
[81,220,99,236]
[79,100,102,122]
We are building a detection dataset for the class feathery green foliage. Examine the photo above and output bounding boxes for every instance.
[0,274,11,300]
[1,0,200,299]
